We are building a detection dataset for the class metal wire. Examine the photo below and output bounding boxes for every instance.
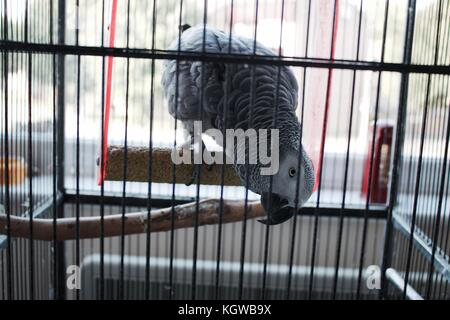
[215,0,234,301]
[145,0,157,301]
[169,0,184,300]
[309,0,339,299]
[1,0,12,300]
[332,0,364,300]
[286,0,312,301]
[357,0,390,299]
[238,0,259,300]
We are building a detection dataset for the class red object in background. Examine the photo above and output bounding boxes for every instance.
[361,122,393,204]
[97,0,118,186]
[313,0,340,192]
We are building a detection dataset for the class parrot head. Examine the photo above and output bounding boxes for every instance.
[258,147,315,225]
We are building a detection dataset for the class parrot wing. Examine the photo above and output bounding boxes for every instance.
[161,25,299,130]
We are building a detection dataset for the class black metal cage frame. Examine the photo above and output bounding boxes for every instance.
[0,0,449,300]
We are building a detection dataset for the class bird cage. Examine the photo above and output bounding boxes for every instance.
[0,0,449,301]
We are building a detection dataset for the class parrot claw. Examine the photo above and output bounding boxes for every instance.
[185,166,199,186]
[185,164,214,186]
[179,24,192,33]
[185,139,212,186]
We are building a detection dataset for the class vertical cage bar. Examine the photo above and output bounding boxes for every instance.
[425,0,447,299]
[403,0,444,299]
[332,0,364,300]
[24,0,35,299]
[380,0,417,300]
[238,0,260,300]
[309,0,339,300]
[191,0,209,300]
[145,0,157,301]
[120,0,131,300]
[261,0,286,300]
[215,0,234,301]
[286,0,312,300]
[357,0,390,299]
[169,0,184,300]
[2,0,12,301]
[50,0,58,301]
[99,0,106,301]
[55,0,66,301]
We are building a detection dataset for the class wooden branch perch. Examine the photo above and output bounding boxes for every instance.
[0,199,265,241]
[104,146,241,185]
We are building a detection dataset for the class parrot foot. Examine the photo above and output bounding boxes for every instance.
[185,164,214,186]
[185,140,213,186]
[185,166,199,186]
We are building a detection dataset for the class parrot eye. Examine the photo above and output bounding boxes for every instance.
[288,167,296,177]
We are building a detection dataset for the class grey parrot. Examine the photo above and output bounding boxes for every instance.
[162,24,315,225]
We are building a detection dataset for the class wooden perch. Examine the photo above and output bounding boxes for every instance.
[103,146,242,185]
[0,199,265,241]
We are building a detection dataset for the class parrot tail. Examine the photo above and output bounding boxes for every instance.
[179,24,191,33]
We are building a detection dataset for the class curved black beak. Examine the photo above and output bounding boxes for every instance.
[258,193,295,225]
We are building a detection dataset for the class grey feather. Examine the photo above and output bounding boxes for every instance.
[162,24,314,202]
